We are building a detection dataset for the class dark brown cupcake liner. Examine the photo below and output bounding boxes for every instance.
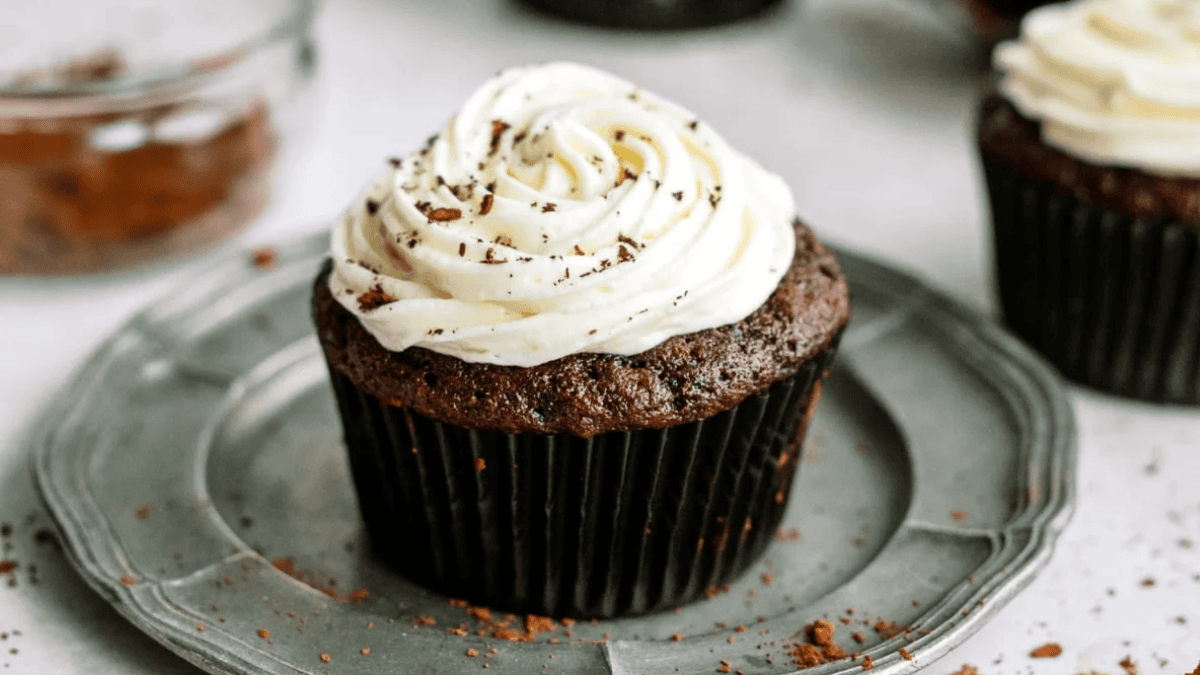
[324,344,837,619]
[516,0,784,30]
[982,156,1200,403]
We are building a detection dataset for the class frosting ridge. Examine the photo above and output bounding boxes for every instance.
[330,62,796,367]
[995,0,1200,176]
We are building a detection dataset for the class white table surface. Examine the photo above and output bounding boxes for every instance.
[1,0,1197,673]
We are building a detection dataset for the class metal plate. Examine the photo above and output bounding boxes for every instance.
[33,233,1075,675]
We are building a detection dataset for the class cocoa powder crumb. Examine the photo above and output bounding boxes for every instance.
[899,647,913,661]
[361,647,370,655]
[949,665,978,675]
[467,648,479,658]
[136,505,151,519]
[257,629,270,640]
[861,656,875,670]
[951,509,967,521]
[1119,655,1138,675]
[670,633,684,642]
[319,653,331,663]
[1030,643,1063,658]
[775,527,801,543]
[120,576,135,586]
[852,632,865,644]
[474,458,487,472]
[413,616,437,627]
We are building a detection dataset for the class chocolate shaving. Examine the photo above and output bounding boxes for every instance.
[617,245,634,263]
[572,245,585,256]
[479,193,494,216]
[672,191,683,201]
[513,130,527,144]
[427,207,463,222]
[458,243,466,257]
[688,120,699,130]
[357,285,397,312]
[617,233,644,250]
[494,235,512,247]
[388,157,402,168]
[542,202,557,213]
[365,199,380,215]
[489,119,510,156]
[614,130,625,141]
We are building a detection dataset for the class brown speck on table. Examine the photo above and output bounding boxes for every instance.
[257,629,270,640]
[361,647,370,655]
[951,509,967,521]
[467,648,479,657]
[136,505,151,519]
[1119,655,1138,675]
[319,653,331,663]
[761,571,774,586]
[670,633,685,642]
[1141,577,1156,587]
[1030,643,1063,658]
[251,247,277,269]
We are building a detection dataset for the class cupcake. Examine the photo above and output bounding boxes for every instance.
[313,62,849,618]
[954,0,1063,39]
[517,0,783,29]
[978,0,1200,402]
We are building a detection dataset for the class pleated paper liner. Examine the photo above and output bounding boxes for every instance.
[982,156,1200,403]
[324,346,837,619]
[516,0,783,29]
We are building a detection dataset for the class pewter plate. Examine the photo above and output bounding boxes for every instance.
[33,234,1075,675]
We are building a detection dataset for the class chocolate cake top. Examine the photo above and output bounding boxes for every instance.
[314,218,849,438]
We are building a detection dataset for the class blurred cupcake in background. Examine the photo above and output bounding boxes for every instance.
[954,0,1064,39]
[977,0,1200,402]
[517,0,785,29]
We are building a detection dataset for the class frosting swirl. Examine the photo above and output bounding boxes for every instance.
[330,62,796,367]
[995,0,1200,176]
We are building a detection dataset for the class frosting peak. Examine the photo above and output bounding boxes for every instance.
[329,62,796,367]
[995,0,1200,175]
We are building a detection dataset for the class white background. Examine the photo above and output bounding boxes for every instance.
[0,0,1197,672]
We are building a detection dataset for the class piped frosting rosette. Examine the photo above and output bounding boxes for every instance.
[330,62,796,366]
[996,0,1200,175]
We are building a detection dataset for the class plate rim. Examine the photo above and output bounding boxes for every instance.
[31,235,1077,675]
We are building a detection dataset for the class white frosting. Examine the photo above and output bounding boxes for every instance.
[329,62,796,367]
[995,0,1200,176]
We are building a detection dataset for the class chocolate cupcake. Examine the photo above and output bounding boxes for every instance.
[955,0,1062,39]
[313,62,849,618]
[517,0,783,29]
[978,0,1200,402]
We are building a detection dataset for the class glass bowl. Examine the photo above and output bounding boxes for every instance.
[0,0,317,275]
